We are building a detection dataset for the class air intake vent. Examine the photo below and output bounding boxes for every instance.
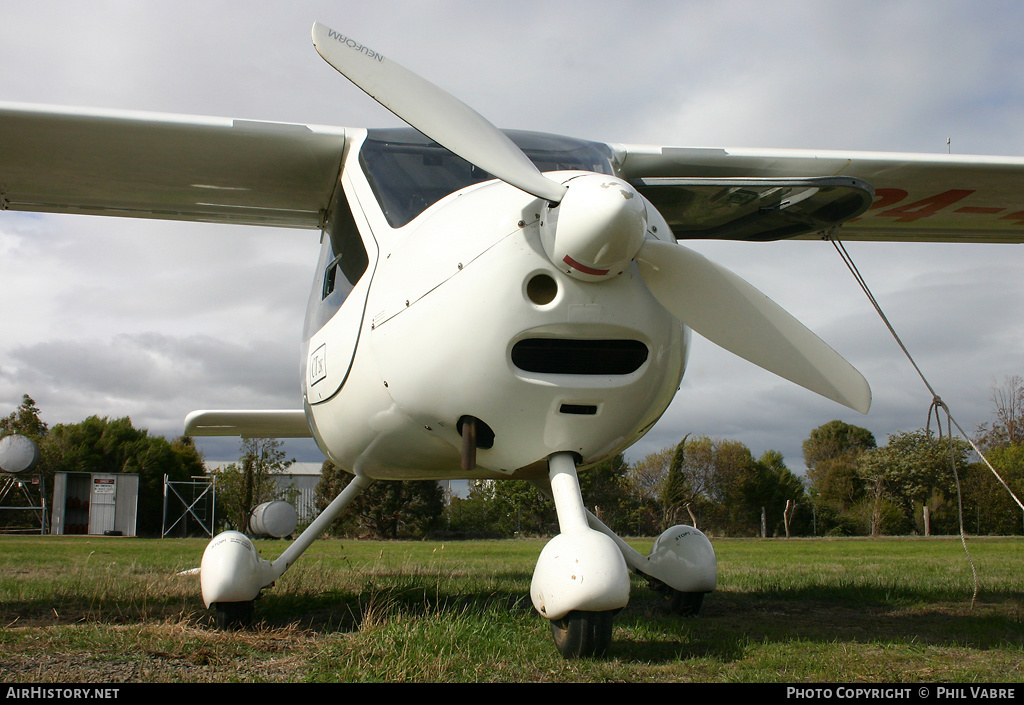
[560,404,598,415]
[511,339,649,375]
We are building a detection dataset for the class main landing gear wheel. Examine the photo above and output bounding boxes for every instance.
[549,610,614,659]
[213,600,254,630]
[663,590,704,617]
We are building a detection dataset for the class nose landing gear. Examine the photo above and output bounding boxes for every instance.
[530,451,718,658]
[530,452,630,658]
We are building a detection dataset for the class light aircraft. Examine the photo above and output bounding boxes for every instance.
[3,22,1024,658]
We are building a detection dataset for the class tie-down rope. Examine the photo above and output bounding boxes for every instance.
[829,237,1024,607]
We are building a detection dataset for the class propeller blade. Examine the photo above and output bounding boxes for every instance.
[636,239,871,413]
[312,22,567,204]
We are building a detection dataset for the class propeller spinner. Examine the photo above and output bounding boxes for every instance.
[541,174,649,282]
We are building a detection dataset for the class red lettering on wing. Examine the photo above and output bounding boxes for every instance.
[876,189,975,223]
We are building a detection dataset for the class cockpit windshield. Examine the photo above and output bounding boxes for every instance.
[359,128,616,228]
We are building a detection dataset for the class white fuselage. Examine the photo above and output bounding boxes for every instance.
[302,129,688,480]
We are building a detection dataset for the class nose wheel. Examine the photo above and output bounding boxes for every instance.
[549,610,614,658]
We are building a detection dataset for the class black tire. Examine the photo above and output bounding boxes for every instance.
[549,610,614,659]
[213,600,254,629]
[664,590,704,617]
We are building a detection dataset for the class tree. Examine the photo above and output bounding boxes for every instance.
[803,420,877,471]
[442,491,504,537]
[661,438,694,530]
[704,438,758,534]
[657,435,762,535]
[858,429,970,535]
[749,450,806,537]
[968,375,1024,534]
[486,479,555,536]
[624,446,675,535]
[0,394,48,442]
[314,460,444,538]
[356,480,445,538]
[855,448,908,536]
[579,453,645,534]
[963,444,1024,534]
[976,375,1024,451]
[313,459,362,536]
[803,420,877,534]
[214,437,292,532]
[442,453,644,538]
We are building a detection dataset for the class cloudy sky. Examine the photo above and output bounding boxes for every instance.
[2,1,1022,473]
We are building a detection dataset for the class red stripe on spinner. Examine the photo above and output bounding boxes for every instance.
[563,255,609,276]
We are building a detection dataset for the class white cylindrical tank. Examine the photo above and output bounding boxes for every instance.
[248,501,298,538]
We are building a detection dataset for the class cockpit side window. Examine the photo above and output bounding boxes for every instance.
[303,190,369,342]
[322,211,369,299]
[360,128,615,228]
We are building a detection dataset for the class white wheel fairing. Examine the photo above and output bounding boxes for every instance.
[200,531,277,607]
[530,531,630,620]
[645,525,718,594]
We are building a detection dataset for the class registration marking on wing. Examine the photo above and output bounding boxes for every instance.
[862,188,1024,225]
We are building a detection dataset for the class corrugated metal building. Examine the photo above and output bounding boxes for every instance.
[205,461,323,525]
[51,471,139,536]
[270,462,322,523]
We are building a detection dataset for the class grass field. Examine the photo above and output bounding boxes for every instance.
[1,534,1022,683]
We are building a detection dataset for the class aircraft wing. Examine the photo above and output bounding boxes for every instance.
[0,103,347,228]
[6,102,1023,243]
[617,144,1024,243]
